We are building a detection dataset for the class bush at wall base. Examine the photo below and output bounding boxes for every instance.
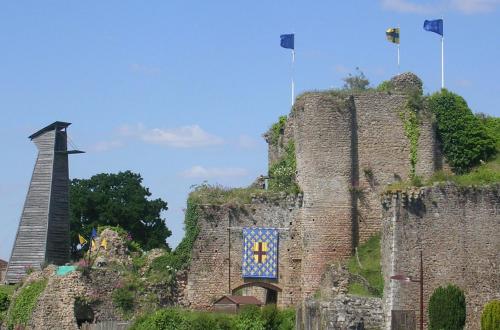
[481,300,500,330]
[428,284,466,330]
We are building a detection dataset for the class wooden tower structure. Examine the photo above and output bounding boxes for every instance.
[5,122,83,283]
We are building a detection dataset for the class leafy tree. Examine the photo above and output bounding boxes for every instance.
[70,171,170,256]
[342,67,370,91]
[476,113,500,151]
[481,300,500,330]
[428,90,496,173]
[428,284,466,330]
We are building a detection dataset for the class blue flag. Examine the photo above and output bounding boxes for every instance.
[423,19,443,36]
[91,228,97,239]
[242,227,278,279]
[280,34,294,49]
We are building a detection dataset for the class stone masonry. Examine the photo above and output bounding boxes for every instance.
[381,184,500,330]
[187,73,444,309]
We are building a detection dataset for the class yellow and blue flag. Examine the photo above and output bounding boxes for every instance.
[386,28,400,44]
[242,227,278,279]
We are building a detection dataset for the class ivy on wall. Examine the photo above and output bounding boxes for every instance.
[269,115,287,147]
[268,141,300,194]
[399,92,422,180]
[7,279,47,329]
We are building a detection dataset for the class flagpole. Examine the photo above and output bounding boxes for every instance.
[291,49,295,106]
[397,24,400,73]
[441,35,444,89]
[397,44,400,73]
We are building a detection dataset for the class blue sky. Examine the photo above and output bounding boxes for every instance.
[1,0,499,260]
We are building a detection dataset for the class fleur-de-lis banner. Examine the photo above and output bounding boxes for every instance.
[242,227,278,279]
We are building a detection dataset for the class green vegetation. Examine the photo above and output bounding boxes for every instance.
[268,141,300,194]
[269,115,287,146]
[130,305,295,330]
[347,234,383,297]
[376,80,393,92]
[70,171,171,257]
[428,89,496,174]
[7,279,47,329]
[399,92,423,179]
[428,284,466,330]
[342,67,370,91]
[0,285,14,325]
[189,183,263,206]
[477,113,500,150]
[481,300,500,330]
[112,282,136,314]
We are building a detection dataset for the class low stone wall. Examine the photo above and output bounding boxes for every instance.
[298,295,384,330]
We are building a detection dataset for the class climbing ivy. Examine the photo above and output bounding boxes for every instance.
[399,92,422,180]
[7,279,47,329]
[268,141,300,194]
[269,115,287,147]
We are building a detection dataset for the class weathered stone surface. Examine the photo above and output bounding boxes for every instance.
[299,295,384,330]
[382,184,500,330]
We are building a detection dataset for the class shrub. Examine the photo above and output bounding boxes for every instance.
[234,305,265,330]
[7,279,47,329]
[112,285,135,313]
[268,141,300,194]
[0,291,9,312]
[428,90,496,173]
[269,116,287,146]
[342,67,370,91]
[481,300,500,330]
[428,284,466,330]
[130,308,191,330]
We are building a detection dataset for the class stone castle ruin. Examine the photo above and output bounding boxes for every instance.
[185,73,499,329]
[186,73,439,305]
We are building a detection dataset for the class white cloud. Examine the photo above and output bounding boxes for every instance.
[180,166,248,179]
[88,140,123,152]
[455,78,472,87]
[451,0,499,13]
[381,0,436,13]
[120,124,224,148]
[380,0,499,13]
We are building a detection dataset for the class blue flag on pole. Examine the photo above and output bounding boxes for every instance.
[242,227,278,279]
[423,19,443,36]
[280,34,294,49]
[91,228,97,239]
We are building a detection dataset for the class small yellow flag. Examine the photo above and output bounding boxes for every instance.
[78,234,87,245]
[91,239,96,250]
[101,238,108,250]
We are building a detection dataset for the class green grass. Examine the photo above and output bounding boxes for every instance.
[386,156,500,193]
[347,234,383,297]
[189,183,289,206]
[7,279,47,329]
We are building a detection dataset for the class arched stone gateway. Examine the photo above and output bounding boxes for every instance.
[232,282,282,305]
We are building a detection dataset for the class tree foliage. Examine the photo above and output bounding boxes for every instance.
[481,300,500,330]
[428,90,496,173]
[428,284,466,330]
[70,171,170,256]
[342,67,370,91]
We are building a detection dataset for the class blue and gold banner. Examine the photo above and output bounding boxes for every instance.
[242,227,278,279]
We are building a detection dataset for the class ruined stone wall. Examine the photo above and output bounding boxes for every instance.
[186,195,303,309]
[298,295,384,330]
[382,184,500,330]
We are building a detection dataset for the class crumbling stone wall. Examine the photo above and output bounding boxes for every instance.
[186,195,303,309]
[298,295,384,330]
[381,184,500,330]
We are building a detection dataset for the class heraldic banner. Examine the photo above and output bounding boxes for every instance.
[242,227,278,279]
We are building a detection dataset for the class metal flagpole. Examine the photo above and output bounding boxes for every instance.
[397,24,400,73]
[397,44,400,73]
[441,35,444,89]
[291,49,295,106]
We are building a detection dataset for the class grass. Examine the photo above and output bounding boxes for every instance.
[189,183,290,206]
[347,234,383,297]
[386,156,500,193]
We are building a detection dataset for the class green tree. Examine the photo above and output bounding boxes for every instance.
[481,300,500,330]
[428,284,466,330]
[428,90,496,173]
[342,67,370,91]
[70,171,170,256]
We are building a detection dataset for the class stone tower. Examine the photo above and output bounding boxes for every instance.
[5,122,83,283]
